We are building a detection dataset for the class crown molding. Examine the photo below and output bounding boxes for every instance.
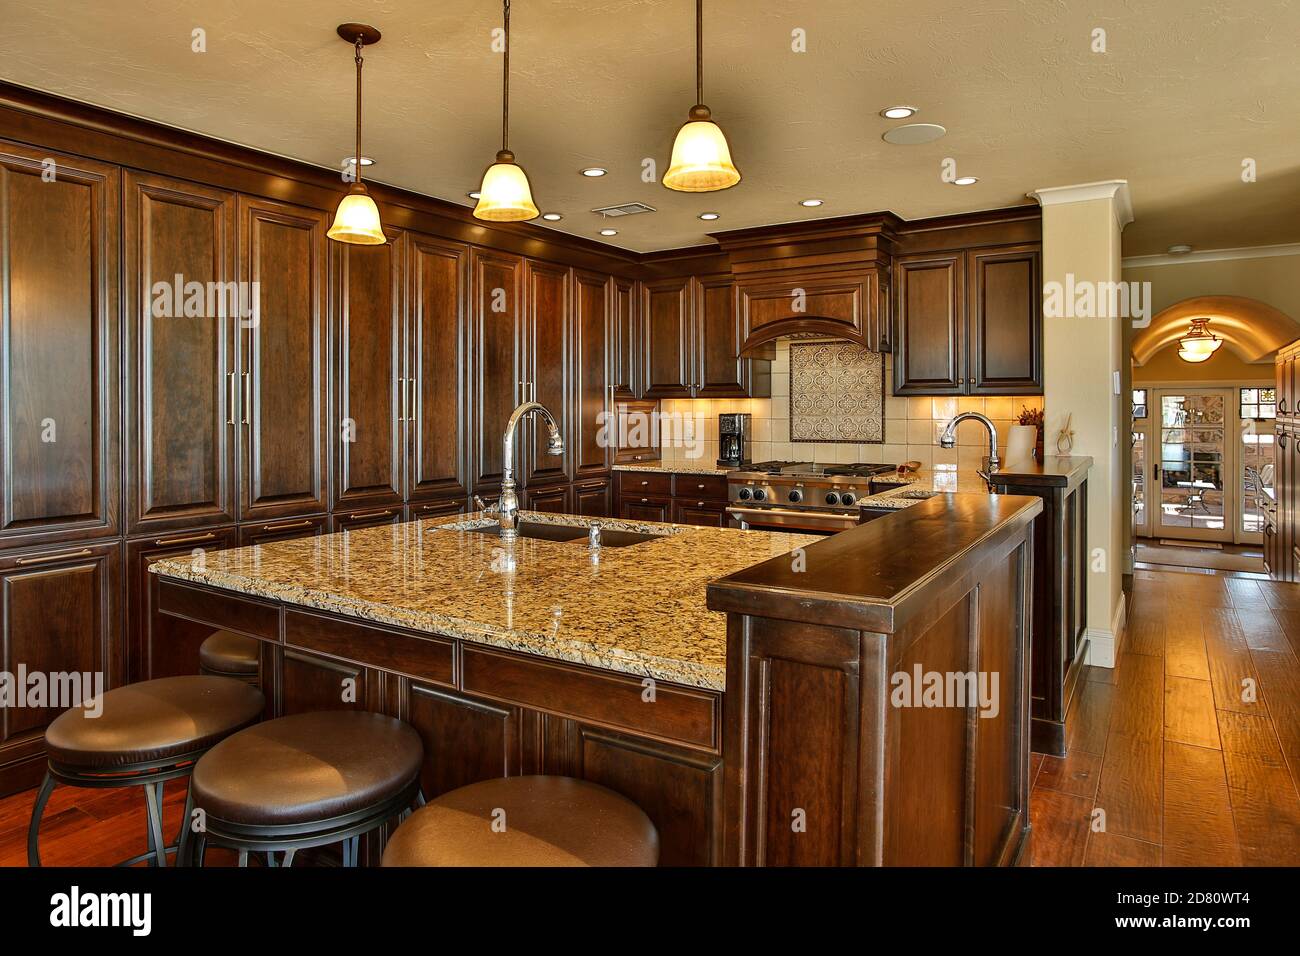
[1122,242,1300,269]
[1027,180,1134,230]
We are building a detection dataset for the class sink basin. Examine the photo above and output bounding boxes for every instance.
[591,529,661,548]
[897,490,940,500]
[463,522,588,542]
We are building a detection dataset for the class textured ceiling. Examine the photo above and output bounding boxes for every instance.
[1,0,1297,255]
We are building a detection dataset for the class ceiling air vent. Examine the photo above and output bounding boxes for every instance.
[590,202,657,217]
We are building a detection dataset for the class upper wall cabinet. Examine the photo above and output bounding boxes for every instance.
[893,245,1042,396]
[124,171,237,535]
[470,249,524,493]
[642,276,693,398]
[333,227,405,510]
[611,276,639,399]
[236,196,330,520]
[0,144,120,548]
[572,270,613,481]
[736,268,881,354]
[522,260,571,486]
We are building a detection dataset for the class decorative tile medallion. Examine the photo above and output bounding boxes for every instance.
[789,340,884,443]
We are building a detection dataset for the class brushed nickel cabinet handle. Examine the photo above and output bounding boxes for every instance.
[408,377,417,422]
[154,532,217,547]
[400,377,409,422]
[226,372,237,425]
[261,519,313,532]
[242,372,251,425]
[16,548,93,566]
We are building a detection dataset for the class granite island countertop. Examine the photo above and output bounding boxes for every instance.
[612,461,734,476]
[152,512,815,692]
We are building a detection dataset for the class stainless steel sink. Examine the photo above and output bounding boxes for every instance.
[461,522,662,548]
[897,490,940,500]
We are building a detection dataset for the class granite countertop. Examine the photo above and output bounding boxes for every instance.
[612,461,733,476]
[858,469,997,510]
[152,512,815,692]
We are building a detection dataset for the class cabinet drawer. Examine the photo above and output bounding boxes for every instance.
[461,646,719,751]
[672,473,728,501]
[620,471,673,496]
[284,609,454,687]
[156,578,279,641]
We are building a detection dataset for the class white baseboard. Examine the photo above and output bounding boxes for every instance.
[1084,593,1127,668]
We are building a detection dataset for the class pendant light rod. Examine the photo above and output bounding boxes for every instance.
[353,36,364,182]
[695,0,703,105]
[502,0,511,152]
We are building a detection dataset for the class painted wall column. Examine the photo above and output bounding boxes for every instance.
[1030,180,1135,667]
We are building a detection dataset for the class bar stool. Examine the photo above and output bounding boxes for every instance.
[187,711,423,867]
[199,630,261,686]
[381,775,659,867]
[29,675,265,867]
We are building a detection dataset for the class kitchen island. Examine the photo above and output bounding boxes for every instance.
[153,495,1041,866]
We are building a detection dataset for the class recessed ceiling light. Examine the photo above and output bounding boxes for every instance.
[882,123,947,145]
[953,176,979,186]
[698,212,720,220]
[467,191,481,200]
[342,155,375,167]
[599,228,618,236]
[880,106,917,119]
[541,212,563,221]
[1168,244,1194,255]
[799,199,824,207]
[581,167,608,177]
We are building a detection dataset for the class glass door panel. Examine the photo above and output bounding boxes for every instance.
[1155,390,1232,542]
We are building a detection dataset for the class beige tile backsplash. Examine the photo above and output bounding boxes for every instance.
[660,340,1044,469]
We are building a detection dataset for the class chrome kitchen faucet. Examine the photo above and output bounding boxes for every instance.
[477,401,565,540]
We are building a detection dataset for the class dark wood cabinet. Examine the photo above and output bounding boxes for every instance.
[522,483,571,514]
[237,515,328,546]
[470,249,524,494]
[0,144,120,549]
[619,469,729,526]
[893,245,1042,396]
[406,497,468,522]
[0,540,121,795]
[329,506,402,533]
[124,171,238,535]
[126,526,238,683]
[611,276,639,398]
[333,228,404,511]
[403,683,523,800]
[695,274,766,397]
[737,269,876,355]
[406,235,470,503]
[573,478,612,517]
[522,260,571,486]
[641,276,693,398]
[236,196,329,520]
[279,648,372,716]
[573,270,613,481]
[673,500,726,527]
[621,497,671,523]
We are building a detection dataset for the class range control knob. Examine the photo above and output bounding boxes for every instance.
[788,489,803,503]
[752,488,767,502]
[825,492,840,505]
[738,487,752,501]
[840,492,857,506]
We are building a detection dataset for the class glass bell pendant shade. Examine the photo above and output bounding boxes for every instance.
[327,182,386,245]
[473,151,539,222]
[663,106,741,192]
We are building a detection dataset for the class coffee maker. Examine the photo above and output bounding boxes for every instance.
[717,413,753,468]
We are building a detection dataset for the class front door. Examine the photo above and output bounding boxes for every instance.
[1154,389,1234,543]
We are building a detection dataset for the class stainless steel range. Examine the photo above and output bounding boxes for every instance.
[726,461,904,534]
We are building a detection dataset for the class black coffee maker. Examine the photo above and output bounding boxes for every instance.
[717,413,753,468]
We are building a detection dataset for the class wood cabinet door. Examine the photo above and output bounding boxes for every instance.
[406,234,470,502]
[737,270,869,353]
[470,249,524,494]
[523,260,571,486]
[0,145,120,549]
[0,541,120,789]
[641,276,693,398]
[893,253,965,395]
[694,274,755,397]
[620,496,671,523]
[573,478,612,517]
[968,245,1042,394]
[329,506,401,533]
[236,196,329,521]
[611,276,639,398]
[406,497,468,522]
[672,500,726,527]
[124,172,237,535]
[237,515,327,546]
[279,648,374,716]
[126,526,238,683]
[522,482,571,514]
[573,270,612,481]
[334,229,404,510]
[403,682,523,800]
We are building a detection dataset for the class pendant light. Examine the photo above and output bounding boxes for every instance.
[1177,317,1223,364]
[473,0,539,221]
[328,24,386,245]
[663,0,741,192]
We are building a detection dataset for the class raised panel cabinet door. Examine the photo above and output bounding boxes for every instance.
[573,270,612,480]
[968,245,1042,394]
[672,500,726,527]
[334,229,404,510]
[694,274,756,397]
[403,682,523,800]
[620,497,670,523]
[0,541,120,787]
[737,271,868,353]
[0,145,120,549]
[126,526,238,683]
[522,482,571,514]
[893,253,965,395]
[124,171,237,535]
[523,260,571,485]
[406,234,470,502]
[641,276,693,398]
[471,249,524,493]
[573,478,611,517]
[236,196,329,521]
[611,276,639,398]
[279,648,372,717]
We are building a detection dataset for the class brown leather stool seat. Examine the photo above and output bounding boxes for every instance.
[188,711,424,867]
[29,675,265,867]
[199,630,261,682]
[381,775,659,867]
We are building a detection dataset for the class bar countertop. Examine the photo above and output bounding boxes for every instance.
[152,512,814,692]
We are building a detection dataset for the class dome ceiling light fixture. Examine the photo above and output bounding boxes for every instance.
[327,23,386,245]
[663,0,741,192]
[473,0,539,222]
[1177,317,1223,363]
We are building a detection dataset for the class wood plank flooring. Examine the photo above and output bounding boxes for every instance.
[1031,568,1300,866]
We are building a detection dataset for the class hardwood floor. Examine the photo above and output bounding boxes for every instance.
[3,566,1298,867]
[1031,568,1300,866]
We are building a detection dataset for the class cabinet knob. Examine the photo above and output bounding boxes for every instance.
[641,480,649,485]
[640,497,649,503]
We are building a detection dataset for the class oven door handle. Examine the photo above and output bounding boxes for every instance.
[726,505,857,532]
